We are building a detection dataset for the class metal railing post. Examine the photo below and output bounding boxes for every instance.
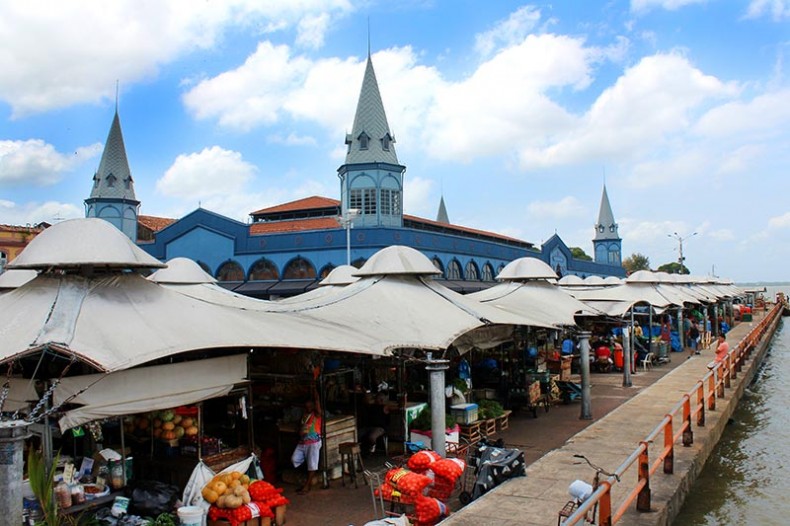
[637,442,651,512]
[663,415,674,474]
[598,481,613,526]
[682,396,693,447]
[696,383,705,427]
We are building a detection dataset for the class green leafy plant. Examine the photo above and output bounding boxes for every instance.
[27,448,60,526]
[410,405,456,431]
[477,399,504,420]
[146,513,177,526]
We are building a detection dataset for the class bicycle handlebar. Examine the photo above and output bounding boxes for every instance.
[572,454,621,481]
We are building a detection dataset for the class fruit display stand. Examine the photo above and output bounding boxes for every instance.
[131,385,256,489]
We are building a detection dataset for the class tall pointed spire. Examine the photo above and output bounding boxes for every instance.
[344,56,399,166]
[85,109,140,241]
[594,184,618,240]
[89,110,136,201]
[437,195,450,224]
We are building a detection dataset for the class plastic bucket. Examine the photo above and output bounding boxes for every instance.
[177,506,204,526]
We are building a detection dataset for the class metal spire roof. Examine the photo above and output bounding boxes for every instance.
[89,111,137,201]
[344,56,399,166]
[436,195,450,224]
[594,184,618,240]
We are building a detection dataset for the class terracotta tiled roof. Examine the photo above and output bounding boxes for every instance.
[404,215,530,246]
[138,215,176,232]
[250,217,341,235]
[0,223,48,233]
[251,196,340,216]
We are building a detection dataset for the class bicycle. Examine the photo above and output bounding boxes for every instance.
[557,454,620,525]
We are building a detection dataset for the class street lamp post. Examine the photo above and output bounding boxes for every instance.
[667,231,697,271]
[340,208,360,266]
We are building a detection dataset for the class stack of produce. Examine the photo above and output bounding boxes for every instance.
[406,450,441,475]
[125,407,199,441]
[203,474,289,526]
[412,497,449,526]
[426,458,465,501]
[374,468,433,505]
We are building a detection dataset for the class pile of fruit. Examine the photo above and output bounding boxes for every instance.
[201,471,252,509]
[203,476,289,526]
[125,408,199,440]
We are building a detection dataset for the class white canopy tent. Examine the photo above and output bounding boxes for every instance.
[53,354,248,431]
[468,258,599,327]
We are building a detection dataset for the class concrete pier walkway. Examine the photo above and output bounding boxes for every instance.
[441,309,780,526]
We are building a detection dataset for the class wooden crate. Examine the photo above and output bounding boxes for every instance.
[496,410,512,431]
[458,422,481,444]
[481,418,497,437]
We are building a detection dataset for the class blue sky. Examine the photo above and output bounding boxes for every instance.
[0,0,788,282]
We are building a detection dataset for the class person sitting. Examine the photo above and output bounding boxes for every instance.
[593,345,613,373]
[359,393,391,455]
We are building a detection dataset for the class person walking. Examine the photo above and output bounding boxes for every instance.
[688,320,701,358]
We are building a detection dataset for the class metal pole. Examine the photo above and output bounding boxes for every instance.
[713,303,719,339]
[677,308,685,351]
[0,421,32,526]
[426,353,449,457]
[623,321,632,387]
[345,219,351,266]
[579,331,592,420]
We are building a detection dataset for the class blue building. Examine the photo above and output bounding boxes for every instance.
[87,55,625,297]
[592,185,622,267]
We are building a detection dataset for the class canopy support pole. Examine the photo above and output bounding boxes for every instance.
[579,331,592,420]
[426,353,449,457]
[0,421,32,526]
[677,307,685,351]
[622,321,632,387]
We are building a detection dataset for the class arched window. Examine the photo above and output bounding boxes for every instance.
[196,261,212,274]
[481,263,494,282]
[432,257,444,277]
[351,258,367,269]
[319,265,334,279]
[283,257,316,280]
[465,261,479,281]
[216,260,244,282]
[248,258,279,281]
[0,250,7,271]
[358,132,370,150]
[497,263,506,276]
[447,260,462,280]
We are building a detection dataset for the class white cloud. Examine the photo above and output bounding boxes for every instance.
[708,228,736,241]
[745,0,790,20]
[0,0,354,115]
[694,89,790,139]
[631,0,709,14]
[266,132,317,147]
[296,12,330,49]
[183,42,312,131]
[519,53,736,169]
[0,199,82,225]
[156,146,258,201]
[527,196,586,219]
[403,176,434,218]
[474,5,542,57]
[769,211,790,229]
[0,139,101,187]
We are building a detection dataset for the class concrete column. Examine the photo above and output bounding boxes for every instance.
[0,421,32,526]
[579,331,592,420]
[426,353,449,457]
[623,324,633,387]
[677,308,685,351]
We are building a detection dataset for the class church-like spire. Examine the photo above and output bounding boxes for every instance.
[437,195,450,224]
[344,56,399,166]
[90,110,136,201]
[85,109,139,242]
[594,184,618,240]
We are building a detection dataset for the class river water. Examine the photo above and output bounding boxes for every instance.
[673,289,790,525]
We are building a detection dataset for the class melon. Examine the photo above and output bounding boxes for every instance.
[185,425,199,436]
[174,426,185,439]
[162,421,175,431]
